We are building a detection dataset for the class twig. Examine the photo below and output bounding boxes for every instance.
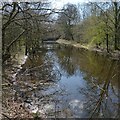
[2,113,11,120]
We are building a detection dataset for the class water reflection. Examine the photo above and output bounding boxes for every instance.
[13,44,119,118]
[55,45,119,118]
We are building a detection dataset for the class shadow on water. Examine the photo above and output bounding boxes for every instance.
[11,43,119,118]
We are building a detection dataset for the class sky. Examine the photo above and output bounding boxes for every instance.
[51,0,86,9]
[3,0,120,6]
[51,0,120,9]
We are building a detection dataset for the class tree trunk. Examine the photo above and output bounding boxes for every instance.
[106,33,109,52]
[2,30,5,52]
[114,2,118,50]
[25,44,28,55]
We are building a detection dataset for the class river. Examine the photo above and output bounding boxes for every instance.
[11,43,119,118]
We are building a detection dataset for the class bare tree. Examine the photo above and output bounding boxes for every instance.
[57,3,79,40]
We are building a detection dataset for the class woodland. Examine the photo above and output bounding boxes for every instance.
[1,1,120,119]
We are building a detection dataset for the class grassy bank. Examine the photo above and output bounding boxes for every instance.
[56,39,120,60]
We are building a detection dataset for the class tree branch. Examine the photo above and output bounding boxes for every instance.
[6,30,25,52]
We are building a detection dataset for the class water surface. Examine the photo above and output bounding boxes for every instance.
[14,44,119,118]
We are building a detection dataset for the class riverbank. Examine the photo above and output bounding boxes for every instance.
[2,55,34,119]
[2,51,62,118]
[56,39,120,60]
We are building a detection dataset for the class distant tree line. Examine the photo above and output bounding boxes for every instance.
[56,2,120,52]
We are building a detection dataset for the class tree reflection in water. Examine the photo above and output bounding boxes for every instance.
[79,60,119,118]
[56,46,78,77]
[55,45,119,118]
[5,45,119,118]
[12,49,66,118]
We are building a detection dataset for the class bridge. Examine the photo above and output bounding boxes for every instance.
[42,36,60,44]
